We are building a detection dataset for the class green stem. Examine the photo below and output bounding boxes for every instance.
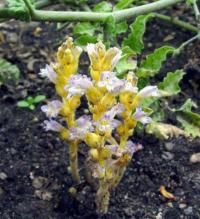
[20,0,184,22]
[35,0,52,9]
[153,13,198,33]
[174,33,200,55]
[193,1,200,22]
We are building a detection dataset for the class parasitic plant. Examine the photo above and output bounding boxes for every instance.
[40,37,160,214]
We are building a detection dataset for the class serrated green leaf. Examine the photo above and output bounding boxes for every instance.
[17,100,29,108]
[136,46,175,78]
[0,58,20,85]
[177,115,200,137]
[93,1,112,12]
[33,95,46,103]
[73,22,96,36]
[158,70,185,96]
[75,34,97,46]
[114,0,135,10]
[115,21,128,34]
[122,13,154,54]
[116,46,137,77]
[178,98,197,111]
[5,0,31,21]
[173,98,200,137]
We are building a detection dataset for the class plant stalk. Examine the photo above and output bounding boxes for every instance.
[20,0,184,22]
[69,140,80,184]
[153,13,198,33]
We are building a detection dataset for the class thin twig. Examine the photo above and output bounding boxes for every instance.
[174,32,200,55]
[153,13,198,33]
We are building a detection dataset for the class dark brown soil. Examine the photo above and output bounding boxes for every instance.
[0,5,200,219]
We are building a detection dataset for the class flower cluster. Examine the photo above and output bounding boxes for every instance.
[40,38,160,214]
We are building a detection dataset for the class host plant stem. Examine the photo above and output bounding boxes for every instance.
[21,0,183,22]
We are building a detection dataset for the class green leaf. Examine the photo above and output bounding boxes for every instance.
[17,100,29,108]
[114,0,135,10]
[29,104,35,110]
[93,1,112,12]
[136,46,175,78]
[73,22,96,36]
[75,34,97,46]
[33,95,46,103]
[115,21,128,34]
[5,0,31,21]
[173,99,200,137]
[122,13,154,54]
[186,0,196,5]
[178,98,197,112]
[0,58,20,85]
[116,46,137,77]
[177,115,200,137]
[158,70,185,96]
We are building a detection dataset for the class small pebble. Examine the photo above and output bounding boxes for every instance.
[162,151,174,161]
[35,190,53,201]
[0,172,7,180]
[167,202,173,208]
[190,153,200,163]
[83,109,89,114]
[164,142,174,151]
[184,206,193,215]
[179,203,187,209]
[32,176,48,189]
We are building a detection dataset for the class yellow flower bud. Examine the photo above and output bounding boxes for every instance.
[60,129,69,140]
[106,168,113,180]
[89,148,99,161]
[100,93,116,111]
[86,86,102,104]
[69,95,81,110]
[100,148,110,159]
[85,133,102,148]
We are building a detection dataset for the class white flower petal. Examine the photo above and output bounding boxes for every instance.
[65,74,93,98]
[133,107,152,124]
[39,64,57,83]
[41,100,62,118]
[43,119,63,132]
[138,86,160,98]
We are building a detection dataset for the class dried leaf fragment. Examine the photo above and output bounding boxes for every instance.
[159,186,176,200]
[146,122,188,140]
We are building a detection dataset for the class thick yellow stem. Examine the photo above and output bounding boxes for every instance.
[69,140,80,184]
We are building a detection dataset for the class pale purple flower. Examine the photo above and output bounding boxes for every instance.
[39,64,57,83]
[69,115,94,140]
[125,140,137,156]
[133,107,152,124]
[138,86,160,98]
[43,119,63,132]
[111,48,122,68]
[41,100,62,118]
[105,144,119,154]
[65,74,93,98]
[103,103,124,121]
[92,163,105,178]
[95,104,124,132]
[98,71,125,94]
[116,141,142,157]
[123,81,138,93]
